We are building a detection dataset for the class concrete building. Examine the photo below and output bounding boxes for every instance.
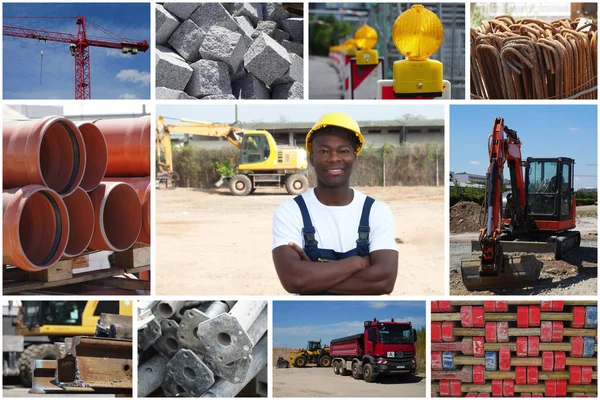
[450,171,511,189]
[176,119,444,150]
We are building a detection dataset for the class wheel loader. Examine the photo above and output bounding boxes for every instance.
[461,118,580,291]
[156,116,309,195]
[276,340,332,368]
[3,300,132,387]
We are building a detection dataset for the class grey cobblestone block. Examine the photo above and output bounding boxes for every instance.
[280,18,303,43]
[263,3,290,23]
[156,46,193,91]
[156,87,196,100]
[156,5,180,45]
[235,16,255,37]
[271,81,303,99]
[199,26,245,73]
[190,3,238,32]
[272,53,303,85]
[281,40,303,57]
[232,74,270,99]
[272,29,290,43]
[232,3,261,26]
[202,94,237,100]
[185,59,232,98]
[251,21,277,39]
[163,3,201,20]
[231,62,247,82]
[167,19,205,63]
[244,33,291,86]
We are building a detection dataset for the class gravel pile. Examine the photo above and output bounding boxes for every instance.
[156,2,304,100]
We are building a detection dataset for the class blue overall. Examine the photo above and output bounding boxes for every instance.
[293,194,375,294]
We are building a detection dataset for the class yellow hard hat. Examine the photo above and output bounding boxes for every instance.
[306,112,364,154]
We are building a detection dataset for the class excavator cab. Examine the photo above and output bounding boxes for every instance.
[240,133,271,164]
[526,157,576,227]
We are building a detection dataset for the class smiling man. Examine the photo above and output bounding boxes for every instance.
[272,112,399,295]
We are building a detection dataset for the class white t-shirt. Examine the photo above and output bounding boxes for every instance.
[272,188,398,254]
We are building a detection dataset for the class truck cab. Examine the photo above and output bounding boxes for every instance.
[330,318,417,382]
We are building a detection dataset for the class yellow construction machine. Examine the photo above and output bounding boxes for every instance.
[156,116,309,195]
[276,339,332,368]
[3,300,132,387]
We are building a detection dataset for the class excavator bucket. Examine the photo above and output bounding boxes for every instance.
[461,255,543,291]
[276,357,290,369]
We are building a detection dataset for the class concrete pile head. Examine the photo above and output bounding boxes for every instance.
[154,2,304,100]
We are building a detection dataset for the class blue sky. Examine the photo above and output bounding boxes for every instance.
[273,301,425,348]
[157,104,445,125]
[450,105,598,190]
[3,3,150,99]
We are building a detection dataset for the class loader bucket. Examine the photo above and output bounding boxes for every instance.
[460,255,543,291]
[276,357,290,368]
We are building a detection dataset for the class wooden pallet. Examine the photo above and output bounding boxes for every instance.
[3,244,150,295]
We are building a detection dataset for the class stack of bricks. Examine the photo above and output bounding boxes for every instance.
[431,301,597,397]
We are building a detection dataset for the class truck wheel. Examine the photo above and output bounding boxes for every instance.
[333,361,340,375]
[351,362,362,380]
[293,355,307,368]
[363,363,377,383]
[229,175,252,196]
[284,174,309,195]
[319,355,332,368]
[19,343,57,387]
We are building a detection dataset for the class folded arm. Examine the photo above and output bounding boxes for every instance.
[272,243,370,294]
[326,249,398,295]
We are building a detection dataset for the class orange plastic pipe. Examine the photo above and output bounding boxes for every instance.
[76,122,108,192]
[93,116,150,177]
[104,177,150,244]
[3,185,69,271]
[88,182,142,251]
[3,117,86,196]
[62,187,95,257]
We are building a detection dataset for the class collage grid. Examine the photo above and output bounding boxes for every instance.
[0,0,598,399]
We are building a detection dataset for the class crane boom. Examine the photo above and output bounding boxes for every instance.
[3,15,148,99]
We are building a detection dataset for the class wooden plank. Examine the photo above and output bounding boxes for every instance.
[3,265,149,295]
[28,259,73,282]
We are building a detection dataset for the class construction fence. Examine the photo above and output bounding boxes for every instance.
[172,142,445,189]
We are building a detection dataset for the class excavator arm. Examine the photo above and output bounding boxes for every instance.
[479,118,530,275]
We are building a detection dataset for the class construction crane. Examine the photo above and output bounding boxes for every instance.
[3,15,149,99]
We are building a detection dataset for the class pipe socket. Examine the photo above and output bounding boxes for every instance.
[62,187,94,257]
[3,116,86,196]
[88,182,142,251]
[3,185,69,271]
[104,177,150,244]
[76,122,108,192]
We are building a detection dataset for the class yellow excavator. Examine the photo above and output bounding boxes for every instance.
[3,300,132,387]
[156,116,309,195]
[276,339,332,368]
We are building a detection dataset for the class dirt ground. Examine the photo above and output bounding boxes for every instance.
[273,365,425,397]
[156,186,444,295]
[450,204,597,295]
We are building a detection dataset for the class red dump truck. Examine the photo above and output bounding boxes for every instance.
[330,318,417,382]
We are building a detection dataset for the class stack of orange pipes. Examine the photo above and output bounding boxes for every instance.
[2,115,151,272]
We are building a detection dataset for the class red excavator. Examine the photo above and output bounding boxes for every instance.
[461,117,580,291]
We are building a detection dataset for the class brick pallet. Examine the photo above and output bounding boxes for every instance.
[431,301,597,397]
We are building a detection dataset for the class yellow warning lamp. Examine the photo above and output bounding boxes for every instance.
[354,24,379,66]
[391,4,444,97]
[343,38,357,56]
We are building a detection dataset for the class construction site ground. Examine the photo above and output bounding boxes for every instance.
[157,186,444,295]
[450,203,598,295]
[2,377,112,397]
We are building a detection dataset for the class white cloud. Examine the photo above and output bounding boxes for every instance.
[469,161,480,165]
[368,302,388,309]
[116,69,150,86]
[105,49,130,58]
[118,93,140,99]
[568,127,582,132]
